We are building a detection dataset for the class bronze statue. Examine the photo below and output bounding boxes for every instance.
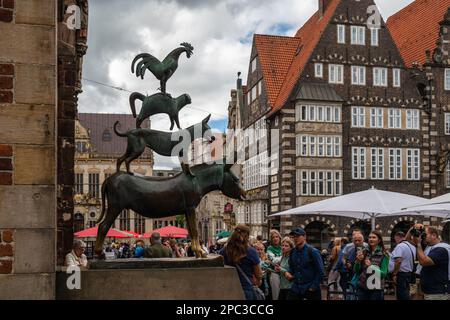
[114,114,214,174]
[95,161,246,258]
[129,92,191,130]
[131,42,194,94]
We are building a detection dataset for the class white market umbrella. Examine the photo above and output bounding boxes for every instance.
[400,193,450,219]
[270,187,427,230]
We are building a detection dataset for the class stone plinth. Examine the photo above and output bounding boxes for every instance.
[89,254,224,270]
[56,260,244,300]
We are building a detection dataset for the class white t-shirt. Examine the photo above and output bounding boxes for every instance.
[389,241,416,273]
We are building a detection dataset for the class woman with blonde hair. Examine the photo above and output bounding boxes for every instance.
[220,225,263,300]
[267,229,282,299]
[254,241,270,298]
[275,237,295,300]
[328,237,342,285]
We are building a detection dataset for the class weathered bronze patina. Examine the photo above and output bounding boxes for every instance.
[131,42,194,94]
[129,92,191,130]
[114,114,214,174]
[95,162,245,258]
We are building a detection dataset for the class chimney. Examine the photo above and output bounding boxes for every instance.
[319,0,331,17]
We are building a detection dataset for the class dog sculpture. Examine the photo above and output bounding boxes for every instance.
[114,114,214,174]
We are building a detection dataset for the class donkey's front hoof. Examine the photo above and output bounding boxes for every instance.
[94,252,106,260]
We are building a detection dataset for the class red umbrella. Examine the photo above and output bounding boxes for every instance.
[123,230,141,238]
[141,226,189,239]
[74,226,133,238]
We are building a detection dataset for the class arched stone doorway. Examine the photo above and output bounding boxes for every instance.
[73,212,85,233]
[442,222,450,243]
[390,220,414,248]
[346,220,371,240]
[304,221,334,250]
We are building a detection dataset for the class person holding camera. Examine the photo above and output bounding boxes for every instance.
[389,231,417,300]
[412,225,450,300]
[352,230,390,300]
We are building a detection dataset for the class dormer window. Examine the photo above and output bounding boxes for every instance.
[251,57,257,73]
[315,63,323,78]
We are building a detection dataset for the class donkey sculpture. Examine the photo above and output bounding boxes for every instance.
[94,160,246,258]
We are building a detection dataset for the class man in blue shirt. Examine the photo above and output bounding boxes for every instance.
[285,228,325,300]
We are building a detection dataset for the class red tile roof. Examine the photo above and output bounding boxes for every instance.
[387,0,450,68]
[268,0,342,116]
[254,34,301,108]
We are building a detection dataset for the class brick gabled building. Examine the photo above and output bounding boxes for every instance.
[241,0,441,248]
[387,0,450,198]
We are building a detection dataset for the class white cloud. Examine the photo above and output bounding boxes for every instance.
[78,0,414,168]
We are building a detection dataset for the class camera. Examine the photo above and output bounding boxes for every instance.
[410,226,426,240]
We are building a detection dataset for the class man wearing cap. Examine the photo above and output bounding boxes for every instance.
[144,232,172,258]
[284,228,325,300]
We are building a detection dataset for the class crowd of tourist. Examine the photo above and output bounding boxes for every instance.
[219,224,450,301]
[65,223,449,301]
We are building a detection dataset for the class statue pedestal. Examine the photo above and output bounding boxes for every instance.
[56,255,245,300]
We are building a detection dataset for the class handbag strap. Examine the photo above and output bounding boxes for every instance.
[235,264,254,287]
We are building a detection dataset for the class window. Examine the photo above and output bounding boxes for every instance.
[119,210,130,231]
[335,171,342,195]
[326,136,333,157]
[301,105,308,121]
[102,129,112,142]
[389,148,402,180]
[134,214,145,235]
[88,173,100,198]
[373,67,388,87]
[371,28,379,46]
[388,109,401,129]
[258,81,262,96]
[446,160,450,188]
[309,105,316,121]
[75,173,83,194]
[326,171,333,196]
[325,106,332,122]
[309,171,317,195]
[352,147,366,179]
[371,148,384,180]
[445,113,450,135]
[300,170,308,195]
[393,68,401,87]
[445,69,450,91]
[352,106,365,127]
[370,107,383,128]
[334,137,341,157]
[317,106,324,122]
[334,107,341,123]
[407,149,420,180]
[351,66,366,85]
[315,63,323,78]
[318,171,325,196]
[351,26,365,45]
[251,57,257,73]
[299,170,342,196]
[317,136,325,156]
[309,136,316,156]
[406,109,420,129]
[337,24,345,44]
[296,135,308,156]
[251,85,257,102]
[247,91,251,106]
[329,64,344,84]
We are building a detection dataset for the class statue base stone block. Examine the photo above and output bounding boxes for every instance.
[56,255,245,300]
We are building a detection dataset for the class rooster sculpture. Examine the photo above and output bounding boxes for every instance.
[131,42,194,94]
